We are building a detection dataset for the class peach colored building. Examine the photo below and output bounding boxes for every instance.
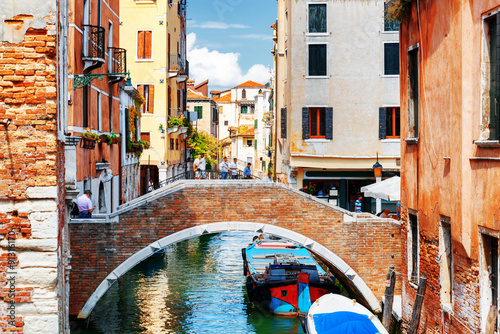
[399,0,500,332]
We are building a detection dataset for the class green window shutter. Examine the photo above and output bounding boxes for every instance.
[254,119,258,129]
[254,140,257,149]
[379,107,387,139]
[241,106,247,114]
[281,107,287,139]
[302,107,310,139]
[325,107,333,140]
[194,106,203,120]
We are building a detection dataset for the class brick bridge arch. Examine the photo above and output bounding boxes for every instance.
[69,181,401,319]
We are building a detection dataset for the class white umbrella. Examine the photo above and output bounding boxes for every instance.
[361,176,400,201]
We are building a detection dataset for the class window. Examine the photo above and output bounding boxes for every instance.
[108,21,113,72]
[308,3,327,33]
[486,15,500,139]
[408,47,419,138]
[137,30,152,60]
[108,91,113,132]
[384,3,399,31]
[308,44,327,76]
[408,213,419,285]
[137,84,154,113]
[281,107,287,139]
[254,140,257,149]
[82,85,88,128]
[242,89,246,100]
[224,120,228,126]
[194,106,203,119]
[241,106,248,114]
[379,107,400,139]
[481,231,499,331]
[175,138,179,150]
[170,138,174,150]
[439,217,453,308]
[384,43,399,75]
[246,139,252,147]
[141,132,151,144]
[254,119,258,129]
[302,107,332,140]
[97,91,101,131]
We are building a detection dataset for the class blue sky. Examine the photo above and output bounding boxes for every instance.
[186,0,277,92]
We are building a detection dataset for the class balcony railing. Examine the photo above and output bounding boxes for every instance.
[169,53,189,77]
[82,25,105,71]
[108,47,127,83]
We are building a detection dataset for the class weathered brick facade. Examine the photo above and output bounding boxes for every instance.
[0,11,62,333]
[69,182,402,318]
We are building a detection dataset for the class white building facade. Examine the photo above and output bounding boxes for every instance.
[274,0,400,212]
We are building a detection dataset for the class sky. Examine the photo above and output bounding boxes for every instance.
[186,0,277,93]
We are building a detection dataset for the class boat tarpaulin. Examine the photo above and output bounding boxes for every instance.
[312,311,381,334]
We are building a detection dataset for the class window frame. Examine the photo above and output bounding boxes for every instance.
[307,43,328,78]
[439,216,453,311]
[136,30,153,61]
[407,44,419,139]
[307,2,327,35]
[241,106,248,114]
[385,107,400,139]
[383,2,399,32]
[384,42,400,76]
[480,227,500,331]
[482,13,500,140]
[194,105,203,120]
[309,107,326,139]
[137,84,154,114]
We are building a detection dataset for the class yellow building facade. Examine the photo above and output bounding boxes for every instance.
[120,0,188,192]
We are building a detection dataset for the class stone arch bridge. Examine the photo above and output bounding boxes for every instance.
[69,180,402,318]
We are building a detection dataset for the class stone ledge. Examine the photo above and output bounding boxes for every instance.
[26,186,57,199]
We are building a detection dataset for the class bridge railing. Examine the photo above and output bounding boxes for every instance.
[158,169,261,188]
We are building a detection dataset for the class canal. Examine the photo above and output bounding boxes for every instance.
[74,232,303,334]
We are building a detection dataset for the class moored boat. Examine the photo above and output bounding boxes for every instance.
[242,237,339,316]
[301,294,388,334]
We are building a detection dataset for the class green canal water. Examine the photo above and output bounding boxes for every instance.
[72,232,303,334]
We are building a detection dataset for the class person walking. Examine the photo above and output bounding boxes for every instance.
[230,158,238,179]
[199,153,207,179]
[244,163,252,179]
[77,190,95,218]
[355,196,363,213]
[220,156,230,179]
[264,172,272,182]
[193,155,201,179]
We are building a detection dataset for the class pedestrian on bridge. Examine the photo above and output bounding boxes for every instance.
[220,156,230,179]
[193,155,202,179]
[230,158,238,179]
[200,153,207,179]
[244,163,252,179]
[77,190,95,219]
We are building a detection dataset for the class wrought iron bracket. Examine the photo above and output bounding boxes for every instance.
[73,72,130,89]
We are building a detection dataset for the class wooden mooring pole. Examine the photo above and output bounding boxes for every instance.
[409,274,427,334]
[382,266,396,330]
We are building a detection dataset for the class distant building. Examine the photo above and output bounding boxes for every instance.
[187,83,218,137]
[120,0,188,190]
[398,1,500,333]
[273,0,400,211]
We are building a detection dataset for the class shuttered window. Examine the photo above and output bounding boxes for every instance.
[302,107,333,139]
[194,106,203,119]
[308,44,327,76]
[308,4,327,33]
[137,30,152,59]
[379,107,400,139]
[408,48,419,138]
[141,132,151,144]
[384,3,399,31]
[280,107,287,139]
[384,43,399,75]
[488,14,500,139]
[137,84,154,113]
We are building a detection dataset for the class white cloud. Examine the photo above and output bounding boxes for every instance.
[187,33,270,88]
[188,21,250,29]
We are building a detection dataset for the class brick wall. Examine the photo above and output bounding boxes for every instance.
[0,21,60,333]
[69,182,401,317]
[400,209,481,334]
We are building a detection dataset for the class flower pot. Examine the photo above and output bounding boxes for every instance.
[80,137,97,150]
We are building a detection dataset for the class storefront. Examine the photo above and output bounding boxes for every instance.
[301,170,399,213]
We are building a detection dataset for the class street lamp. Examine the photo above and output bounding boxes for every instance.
[373,153,383,213]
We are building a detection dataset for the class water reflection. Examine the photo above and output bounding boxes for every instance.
[79,232,302,334]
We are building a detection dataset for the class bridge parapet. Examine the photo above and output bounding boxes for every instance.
[69,180,401,319]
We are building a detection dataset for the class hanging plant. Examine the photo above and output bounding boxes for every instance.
[80,128,100,141]
[386,0,411,23]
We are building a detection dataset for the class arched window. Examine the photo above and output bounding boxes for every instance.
[242,89,246,99]
[98,182,106,213]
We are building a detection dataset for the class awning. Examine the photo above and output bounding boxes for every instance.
[361,176,400,201]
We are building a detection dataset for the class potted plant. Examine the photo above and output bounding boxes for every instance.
[167,116,183,133]
[99,134,113,145]
[80,128,100,150]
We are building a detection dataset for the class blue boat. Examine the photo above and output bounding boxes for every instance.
[242,237,339,316]
[301,294,389,334]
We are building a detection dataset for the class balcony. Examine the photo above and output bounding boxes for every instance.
[82,25,105,72]
[108,47,127,83]
[169,53,189,81]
